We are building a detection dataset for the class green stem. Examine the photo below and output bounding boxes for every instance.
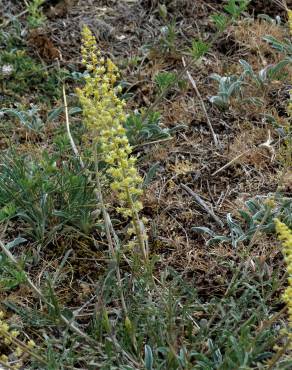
[93,144,128,317]
[125,187,148,262]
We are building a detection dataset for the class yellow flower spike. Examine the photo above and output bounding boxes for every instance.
[77,25,148,260]
[13,363,22,370]
[275,219,292,331]
[288,9,292,35]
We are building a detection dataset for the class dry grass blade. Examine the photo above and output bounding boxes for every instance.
[212,150,251,176]
[63,84,84,169]
[182,57,220,148]
[181,183,224,227]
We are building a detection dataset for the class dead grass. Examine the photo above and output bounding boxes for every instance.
[233,18,287,65]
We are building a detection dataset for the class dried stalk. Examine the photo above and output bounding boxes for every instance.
[182,57,220,148]
[211,150,251,176]
[62,84,85,169]
[181,183,224,227]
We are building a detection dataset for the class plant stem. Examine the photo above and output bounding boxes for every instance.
[124,183,148,262]
[62,84,84,169]
[182,57,220,148]
[93,144,128,317]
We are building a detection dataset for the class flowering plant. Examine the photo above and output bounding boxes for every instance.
[77,26,148,259]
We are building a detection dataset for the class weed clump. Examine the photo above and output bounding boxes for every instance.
[27,0,46,29]
[0,50,60,98]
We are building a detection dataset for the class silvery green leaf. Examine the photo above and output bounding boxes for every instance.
[47,107,63,122]
[192,226,216,237]
[69,107,82,115]
[257,14,276,24]
[6,237,27,250]
[227,80,242,97]
[210,73,223,82]
[209,95,228,109]
[207,236,230,246]
[258,65,271,81]
[245,199,259,213]
[144,345,153,370]
[267,58,291,79]
[238,210,253,227]
[242,97,264,106]
[263,35,292,54]
[239,59,254,77]
[226,213,243,234]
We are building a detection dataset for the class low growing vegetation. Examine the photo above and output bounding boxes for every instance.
[0,0,291,369]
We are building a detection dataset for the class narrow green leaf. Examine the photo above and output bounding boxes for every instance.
[6,237,27,250]
[145,345,154,370]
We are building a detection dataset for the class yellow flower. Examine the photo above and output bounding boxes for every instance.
[77,25,148,259]
[275,219,292,330]
[4,337,12,345]
[264,197,276,209]
[0,354,8,363]
[13,362,22,370]
[0,313,38,368]
[27,339,36,349]
[11,330,20,338]
[14,347,23,357]
[0,321,9,333]
[77,26,144,219]
[288,9,292,35]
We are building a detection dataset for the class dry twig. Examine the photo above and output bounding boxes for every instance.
[63,84,85,169]
[211,150,251,176]
[182,57,220,148]
[181,183,224,227]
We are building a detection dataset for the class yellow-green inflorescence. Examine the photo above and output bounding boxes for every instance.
[0,310,36,369]
[77,26,147,258]
[275,219,292,348]
[288,10,292,36]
